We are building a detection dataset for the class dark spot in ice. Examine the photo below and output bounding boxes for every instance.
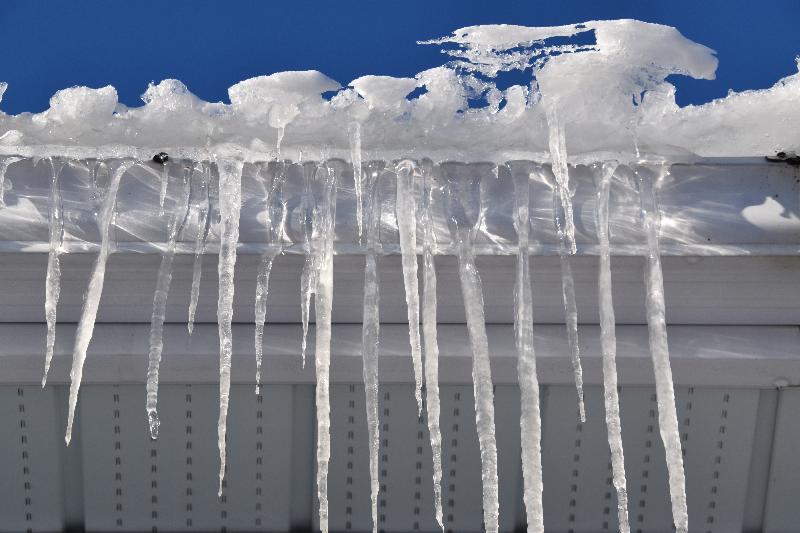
[152,152,169,165]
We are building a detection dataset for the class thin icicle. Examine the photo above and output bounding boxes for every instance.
[348,121,363,242]
[300,163,316,367]
[311,162,338,533]
[395,160,424,414]
[545,103,577,254]
[551,173,586,423]
[0,156,22,208]
[253,163,287,393]
[421,162,444,531]
[445,173,499,533]
[216,158,244,496]
[254,252,277,394]
[145,168,192,440]
[187,163,211,335]
[361,169,380,533]
[159,162,169,214]
[65,160,134,445]
[595,162,630,533]
[637,166,688,533]
[511,163,544,533]
[42,157,65,387]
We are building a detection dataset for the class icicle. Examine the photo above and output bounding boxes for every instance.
[42,157,65,387]
[65,160,134,445]
[545,103,577,254]
[421,161,444,531]
[0,156,22,208]
[348,121,364,242]
[445,171,499,533]
[361,163,380,533]
[253,162,287,393]
[311,162,338,533]
[551,170,586,423]
[395,160,424,414]
[300,163,316,367]
[595,162,630,533]
[510,163,544,533]
[636,166,688,533]
[187,163,211,335]
[254,252,276,395]
[159,161,169,214]
[216,158,244,496]
[145,168,192,440]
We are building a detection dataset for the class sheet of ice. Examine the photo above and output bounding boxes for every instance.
[510,163,544,533]
[445,174,499,533]
[42,157,64,387]
[145,167,191,439]
[637,166,688,533]
[595,162,630,533]
[216,158,244,496]
[1,21,796,160]
[395,160,424,414]
[187,163,211,335]
[65,160,134,445]
[361,163,381,533]
[551,175,586,423]
[421,160,444,530]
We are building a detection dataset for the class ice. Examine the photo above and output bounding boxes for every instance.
[0,155,22,208]
[361,163,381,533]
[550,168,586,423]
[42,157,65,387]
[300,163,317,368]
[395,160,424,414]
[545,104,577,254]
[254,162,287,394]
[215,158,244,496]
[636,166,688,533]
[420,161,443,530]
[309,162,339,533]
[594,162,630,533]
[510,163,543,533]
[348,122,363,241]
[159,163,168,213]
[445,171,499,533]
[65,160,134,445]
[187,163,211,335]
[145,165,191,440]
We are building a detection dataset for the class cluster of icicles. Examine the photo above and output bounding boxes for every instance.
[1,147,688,533]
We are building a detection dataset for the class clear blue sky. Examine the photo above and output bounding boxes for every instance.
[1,0,798,114]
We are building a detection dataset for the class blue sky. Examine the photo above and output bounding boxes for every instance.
[1,0,798,114]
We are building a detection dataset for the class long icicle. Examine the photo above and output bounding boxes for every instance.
[421,161,444,531]
[254,162,287,394]
[65,160,134,445]
[300,163,316,368]
[42,157,65,387]
[637,166,688,533]
[361,163,381,533]
[348,121,364,242]
[187,162,211,335]
[511,163,544,533]
[395,160,424,414]
[445,171,499,533]
[313,162,338,533]
[595,162,630,533]
[145,167,192,439]
[216,158,244,496]
[551,170,586,423]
